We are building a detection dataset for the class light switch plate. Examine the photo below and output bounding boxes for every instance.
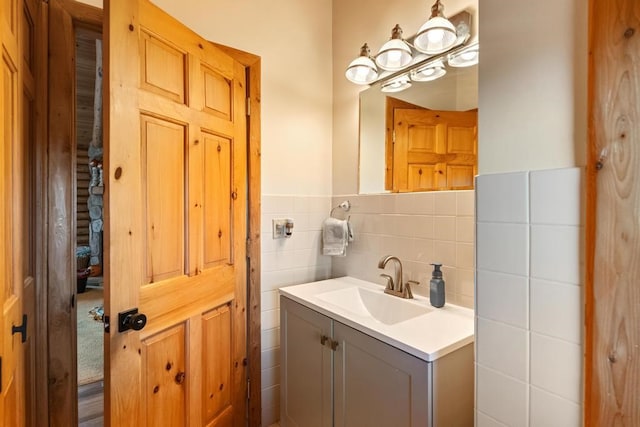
[272,218,293,239]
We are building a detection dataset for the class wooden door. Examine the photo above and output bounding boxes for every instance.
[392,109,477,192]
[1,0,38,424]
[105,1,248,425]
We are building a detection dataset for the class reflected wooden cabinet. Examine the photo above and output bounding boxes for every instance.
[280,296,474,427]
[386,103,478,193]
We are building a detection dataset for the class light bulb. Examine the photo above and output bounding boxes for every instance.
[386,51,402,68]
[427,29,445,44]
[461,50,477,61]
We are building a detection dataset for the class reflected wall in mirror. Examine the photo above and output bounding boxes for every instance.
[359,63,478,194]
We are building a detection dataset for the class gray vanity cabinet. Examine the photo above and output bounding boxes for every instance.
[332,320,429,426]
[280,296,430,427]
[280,296,333,427]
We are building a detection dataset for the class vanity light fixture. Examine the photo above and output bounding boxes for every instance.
[414,0,458,54]
[448,43,479,67]
[344,3,473,88]
[345,43,379,85]
[381,75,412,93]
[375,25,413,71]
[410,59,447,82]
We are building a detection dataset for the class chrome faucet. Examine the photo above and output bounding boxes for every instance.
[378,255,416,299]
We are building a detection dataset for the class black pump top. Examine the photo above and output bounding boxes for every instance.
[431,263,443,278]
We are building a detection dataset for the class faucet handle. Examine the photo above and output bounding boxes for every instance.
[404,280,419,299]
[380,274,394,291]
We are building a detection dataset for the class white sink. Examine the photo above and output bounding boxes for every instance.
[279,276,474,362]
[316,286,432,325]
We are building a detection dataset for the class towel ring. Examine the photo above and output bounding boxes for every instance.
[330,200,351,219]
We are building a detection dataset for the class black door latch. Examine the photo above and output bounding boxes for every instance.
[118,308,147,333]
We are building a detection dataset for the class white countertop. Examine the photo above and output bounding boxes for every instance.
[279,276,474,362]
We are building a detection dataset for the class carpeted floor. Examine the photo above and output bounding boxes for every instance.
[77,286,104,385]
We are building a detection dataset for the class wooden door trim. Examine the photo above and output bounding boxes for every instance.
[46,1,102,426]
[33,0,50,423]
[212,42,262,426]
[586,0,640,424]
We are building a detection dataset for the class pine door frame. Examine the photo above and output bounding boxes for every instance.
[586,0,639,424]
[42,1,262,425]
[46,1,102,425]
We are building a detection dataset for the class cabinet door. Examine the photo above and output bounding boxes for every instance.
[280,297,333,427]
[334,322,430,427]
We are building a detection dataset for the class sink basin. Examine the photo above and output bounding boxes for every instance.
[316,286,432,325]
[279,276,475,361]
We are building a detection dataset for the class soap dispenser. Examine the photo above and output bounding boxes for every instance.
[430,263,445,308]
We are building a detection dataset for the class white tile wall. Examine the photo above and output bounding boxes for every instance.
[530,333,582,403]
[530,387,582,427]
[331,191,475,307]
[476,270,528,328]
[477,318,529,381]
[530,168,583,226]
[477,365,528,427]
[475,167,584,427]
[477,222,529,276]
[476,171,529,224]
[260,195,332,426]
[530,279,581,343]
[477,411,509,427]
[530,225,582,285]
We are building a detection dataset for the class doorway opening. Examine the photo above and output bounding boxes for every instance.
[74,24,105,425]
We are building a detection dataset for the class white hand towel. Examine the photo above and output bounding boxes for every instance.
[322,217,349,256]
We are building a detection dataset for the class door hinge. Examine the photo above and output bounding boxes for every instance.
[246,238,251,258]
[104,315,110,333]
[12,314,28,343]
[392,130,396,143]
[246,98,251,116]
[247,378,251,401]
[0,356,2,393]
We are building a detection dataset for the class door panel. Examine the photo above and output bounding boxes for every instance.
[140,31,187,103]
[202,305,232,423]
[141,115,186,283]
[203,133,232,267]
[142,324,187,425]
[105,1,247,425]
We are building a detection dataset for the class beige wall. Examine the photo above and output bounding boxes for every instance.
[83,0,334,196]
[479,0,588,174]
[332,0,478,194]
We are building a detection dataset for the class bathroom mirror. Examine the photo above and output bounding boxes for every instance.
[358,63,478,194]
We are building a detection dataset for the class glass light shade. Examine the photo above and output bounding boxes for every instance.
[345,55,378,84]
[381,75,412,93]
[414,16,457,54]
[410,60,446,82]
[448,45,479,67]
[376,39,413,71]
